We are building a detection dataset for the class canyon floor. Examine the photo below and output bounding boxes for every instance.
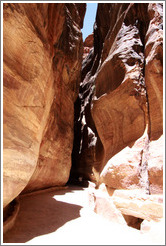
[3,186,164,245]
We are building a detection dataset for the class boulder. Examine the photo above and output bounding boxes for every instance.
[112,189,163,221]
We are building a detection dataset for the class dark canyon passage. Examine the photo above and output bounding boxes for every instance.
[3,2,163,241]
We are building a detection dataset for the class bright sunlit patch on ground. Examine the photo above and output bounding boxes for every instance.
[52,187,88,207]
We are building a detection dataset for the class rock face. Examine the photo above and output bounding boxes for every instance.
[3,3,86,207]
[72,3,163,194]
[83,34,94,59]
[100,131,149,191]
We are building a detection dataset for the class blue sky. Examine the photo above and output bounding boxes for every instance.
[82,3,98,41]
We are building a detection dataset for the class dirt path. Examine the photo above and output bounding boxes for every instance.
[3,186,164,245]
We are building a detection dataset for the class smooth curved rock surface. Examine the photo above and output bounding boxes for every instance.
[3,3,86,206]
[23,3,86,193]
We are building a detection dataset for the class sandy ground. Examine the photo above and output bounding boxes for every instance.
[3,186,165,245]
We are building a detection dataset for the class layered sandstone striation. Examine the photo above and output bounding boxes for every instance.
[3,3,86,207]
[23,3,86,193]
[72,3,163,194]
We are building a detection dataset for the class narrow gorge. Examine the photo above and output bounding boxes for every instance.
[3,3,164,244]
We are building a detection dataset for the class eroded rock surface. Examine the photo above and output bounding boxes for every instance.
[88,183,163,234]
[3,3,86,207]
[72,3,163,194]
[3,3,163,239]
[83,33,94,59]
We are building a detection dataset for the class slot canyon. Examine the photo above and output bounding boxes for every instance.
[3,2,164,244]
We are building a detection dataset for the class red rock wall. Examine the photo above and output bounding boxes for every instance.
[83,33,94,59]
[3,3,86,207]
[3,2,163,211]
[72,3,163,194]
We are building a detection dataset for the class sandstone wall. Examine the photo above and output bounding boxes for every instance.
[3,2,163,210]
[3,3,86,207]
[72,3,163,194]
